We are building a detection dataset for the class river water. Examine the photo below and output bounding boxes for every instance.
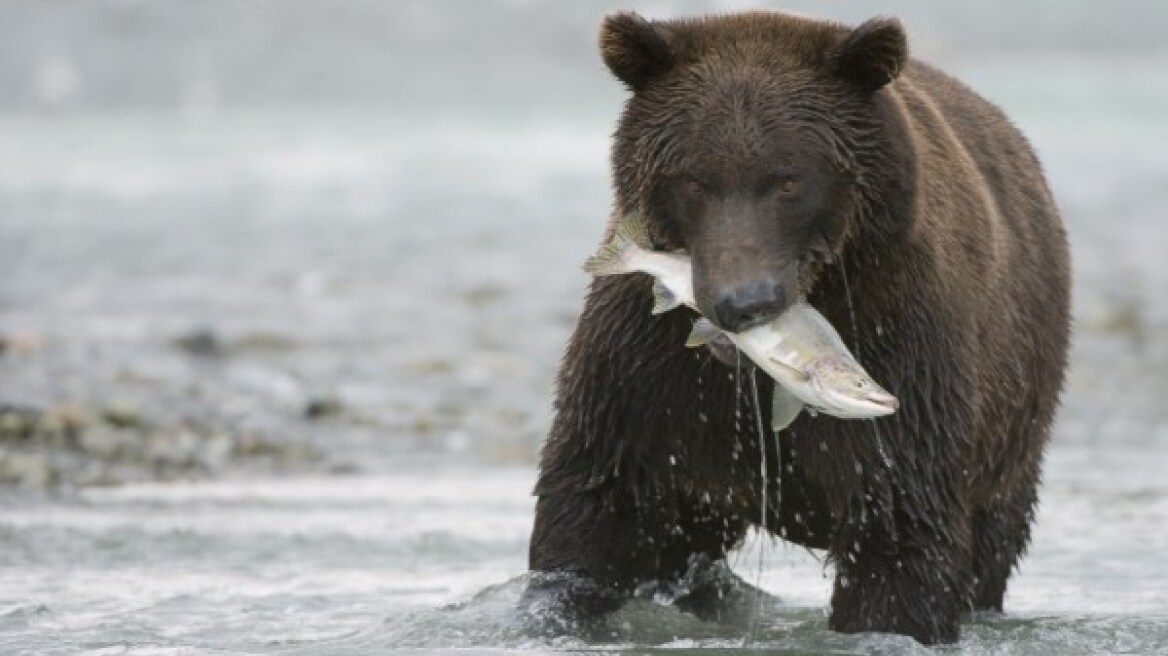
[1,1,1167,654]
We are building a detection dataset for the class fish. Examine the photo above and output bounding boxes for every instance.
[584,211,899,431]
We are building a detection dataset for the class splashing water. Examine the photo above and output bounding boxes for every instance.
[744,366,770,647]
[733,351,744,434]
[838,258,895,469]
[837,258,862,359]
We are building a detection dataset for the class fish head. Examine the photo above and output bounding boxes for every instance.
[809,359,899,418]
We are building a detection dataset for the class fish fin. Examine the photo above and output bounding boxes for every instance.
[582,211,651,276]
[650,281,681,315]
[613,209,652,247]
[685,318,721,348]
[767,356,812,383]
[582,240,628,276]
[771,386,804,432]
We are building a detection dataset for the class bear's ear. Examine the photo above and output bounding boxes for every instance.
[828,17,907,93]
[599,12,675,91]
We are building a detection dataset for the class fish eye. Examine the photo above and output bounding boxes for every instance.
[855,380,867,388]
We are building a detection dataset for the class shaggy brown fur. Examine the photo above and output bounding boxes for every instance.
[524,10,1070,645]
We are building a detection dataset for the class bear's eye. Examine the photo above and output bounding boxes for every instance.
[757,174,800,197]
[682,178,708,196]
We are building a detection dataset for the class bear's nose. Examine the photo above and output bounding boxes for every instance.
[712,280,787,333]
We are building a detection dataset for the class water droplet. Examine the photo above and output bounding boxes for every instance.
[876,324,884,337]
[669,455,677,466]
[838,259,862,358]
[698,411,708,423]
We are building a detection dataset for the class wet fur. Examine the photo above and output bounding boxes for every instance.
[525,10,1070,645]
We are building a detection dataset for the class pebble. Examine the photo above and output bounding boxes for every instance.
[0,450,51,487]
[0,404,41,440]
[196,431,234,470]
[173,327,222,356]
[102,401,145,430]
[0,333,44,356]
[46,403,91,437]
[305,396,344,420]
[146,430,201,468]
[234,331,298,353]
[78,426,135,459]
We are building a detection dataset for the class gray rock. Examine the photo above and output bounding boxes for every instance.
[78,426,136,459]
[173,327,222,357]
[0,404,41,440]
[102,401,145,430]
[305,396,344,420]
[0,450,51,487]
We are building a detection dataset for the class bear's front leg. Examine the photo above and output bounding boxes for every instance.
[524,487,749,631]
[522,490,652,632]
[523,275,755,632]
[825,447,971,645]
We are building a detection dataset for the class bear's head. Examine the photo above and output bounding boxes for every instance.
[601,11,909,332]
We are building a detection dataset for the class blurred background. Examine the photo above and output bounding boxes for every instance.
[0,1,1166,654]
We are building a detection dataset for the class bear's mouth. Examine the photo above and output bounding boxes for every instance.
[701,332,740,368]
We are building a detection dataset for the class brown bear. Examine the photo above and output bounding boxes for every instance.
[524,10,1070,645]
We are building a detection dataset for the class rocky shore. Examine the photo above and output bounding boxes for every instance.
[0,398,317,489]
[0,329,341,491]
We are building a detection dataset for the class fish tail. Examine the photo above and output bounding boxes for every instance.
[582,210,651,276]
[582,241,628,276]
[614,209,652,247]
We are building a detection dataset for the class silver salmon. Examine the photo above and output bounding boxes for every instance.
[584,212,898,430]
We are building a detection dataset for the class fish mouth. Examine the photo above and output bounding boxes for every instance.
[819,388,899,418]
[863,390,899,413]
